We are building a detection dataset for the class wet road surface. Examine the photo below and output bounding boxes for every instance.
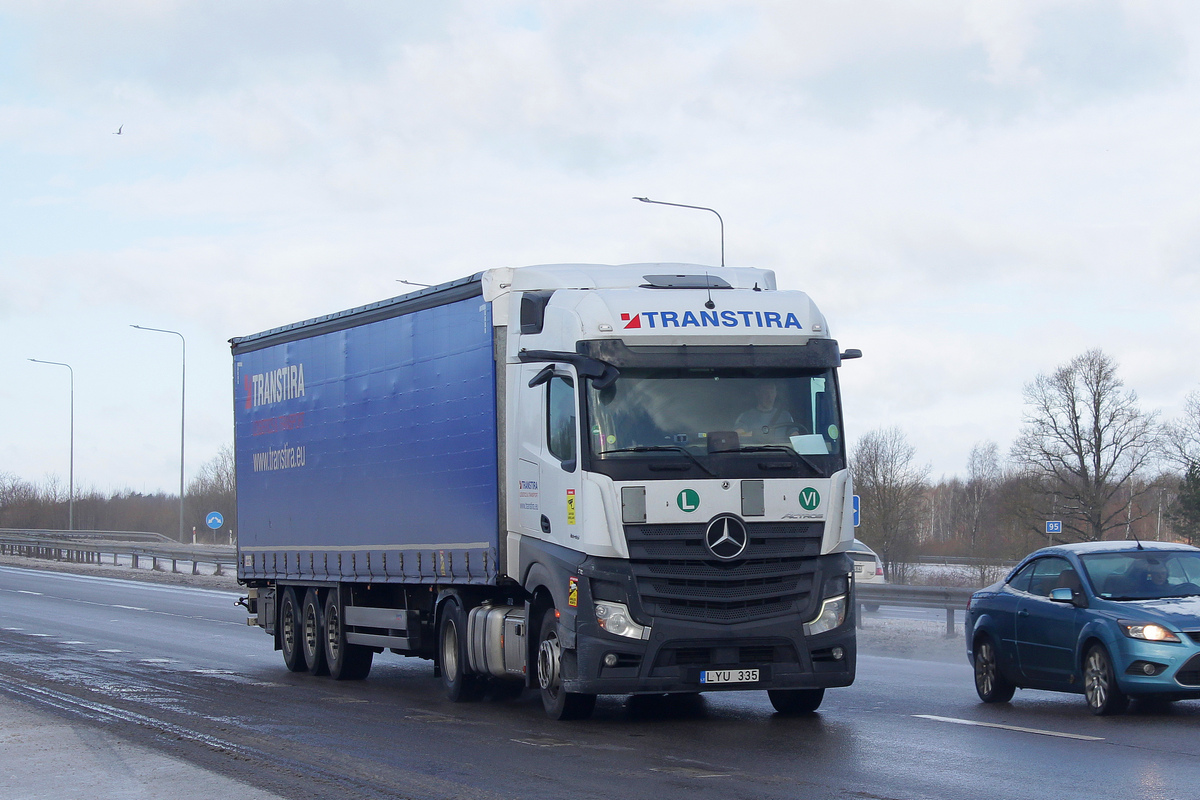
[2,565,1198,800]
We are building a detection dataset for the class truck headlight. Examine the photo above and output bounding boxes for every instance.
[804,594,847,637]
[595,601,650,640]
[1120,622,1180,643]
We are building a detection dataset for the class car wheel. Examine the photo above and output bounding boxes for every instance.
[438,599,485,702]
[1084,644,1128,716]
[768,688,825,715]
[973,635,1016,703]
[278,587,306,672]
[537,607,596,720]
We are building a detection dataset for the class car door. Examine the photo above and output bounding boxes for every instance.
[1015,557,1081,686]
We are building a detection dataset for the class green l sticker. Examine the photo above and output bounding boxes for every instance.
[677,489,700,512]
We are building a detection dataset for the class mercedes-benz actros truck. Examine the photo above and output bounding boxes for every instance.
[233,263,860,719]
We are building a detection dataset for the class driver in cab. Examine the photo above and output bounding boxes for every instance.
[735,382,800,444]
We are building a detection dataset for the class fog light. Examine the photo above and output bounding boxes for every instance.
[604,653,619,667]
[1126,660,1166,677]
[831,646,845,661]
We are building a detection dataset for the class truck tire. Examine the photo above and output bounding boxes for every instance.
[323,590,373,681]
[438,599,485,702]
[767,688,824,715]
[536,607,596,720]
[278,587,306,672]
[302,588,329,676]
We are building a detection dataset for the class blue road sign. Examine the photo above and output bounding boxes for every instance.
[1046,520,1062,534]
[206,511,225,530]
[853,495,860,528]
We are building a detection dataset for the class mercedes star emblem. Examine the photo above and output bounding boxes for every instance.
[704,515,748,560]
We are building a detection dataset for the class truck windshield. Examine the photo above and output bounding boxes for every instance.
[586,368,844,467]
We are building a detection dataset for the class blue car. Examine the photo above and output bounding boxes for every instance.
[966,541,1200,715]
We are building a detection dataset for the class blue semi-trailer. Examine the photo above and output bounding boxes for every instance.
[233,264,861,719]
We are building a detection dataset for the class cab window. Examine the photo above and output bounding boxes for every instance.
[548,375,576,465]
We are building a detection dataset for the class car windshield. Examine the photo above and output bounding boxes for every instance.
[1080,550,1200,600]
[586,367,844,460]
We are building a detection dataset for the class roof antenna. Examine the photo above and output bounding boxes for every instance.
[633,197,724,267]
[397,279,431,289]
[704,272,715,309]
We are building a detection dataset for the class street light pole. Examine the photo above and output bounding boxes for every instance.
[132,325,186,541]
[28,359,74,530]
[633,196,725,267]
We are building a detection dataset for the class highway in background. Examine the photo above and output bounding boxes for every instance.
[2,565,1198,800]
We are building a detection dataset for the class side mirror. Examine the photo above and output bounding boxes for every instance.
[1049,587,1088,608]
[528,365,555,388]
[1049,587,1073,603]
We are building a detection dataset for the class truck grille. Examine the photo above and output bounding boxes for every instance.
[656,641,799,668]
[624,522,824,623]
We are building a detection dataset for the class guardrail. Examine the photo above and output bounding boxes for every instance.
[856,583,976,636]
[916,555,1019,568]
[0,527,174,543]
[0,531,237,576]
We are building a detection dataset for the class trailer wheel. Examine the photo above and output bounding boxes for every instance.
[537,607,596,720]
[302,588,329,676]
[323,590,373,681]
[438,599,485,702]
[279,587,306,672]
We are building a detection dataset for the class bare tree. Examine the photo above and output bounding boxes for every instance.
[852,427,929,583]
[185,444,237,543]
[1161,389,1200,471]
[1011,349,1158,542]
[963,441,1002,582]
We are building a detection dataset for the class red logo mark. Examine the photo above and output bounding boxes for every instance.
[621,313,641,329]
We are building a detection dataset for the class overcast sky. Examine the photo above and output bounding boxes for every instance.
[3,1,1198,497]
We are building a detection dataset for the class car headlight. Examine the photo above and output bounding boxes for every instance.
[595,601,650,640]
[1120,622,1181,643]
[805,594,847,637]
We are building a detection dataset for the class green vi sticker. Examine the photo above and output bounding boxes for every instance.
[677,489,700,512]
[798,487,821,511]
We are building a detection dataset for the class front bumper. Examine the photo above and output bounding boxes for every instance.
[1112,638,1200,699]
[562,613,856,695]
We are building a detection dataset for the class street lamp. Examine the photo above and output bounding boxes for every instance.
[28,358,74,530]
[131,325,186,541]
[633,196,725,267]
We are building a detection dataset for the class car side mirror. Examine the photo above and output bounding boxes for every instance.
[1049,587,1088,608]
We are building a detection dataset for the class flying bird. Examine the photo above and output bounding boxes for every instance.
[113,125,123,135]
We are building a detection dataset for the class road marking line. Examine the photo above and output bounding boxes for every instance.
[913,715,1104,741]
[16,590,43,595]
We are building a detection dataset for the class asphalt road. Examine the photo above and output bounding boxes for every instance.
[2,565,1198,800]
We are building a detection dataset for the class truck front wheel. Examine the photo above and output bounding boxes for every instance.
[438,600,485,702]
[767,688,825,715]
[537,608,596,720]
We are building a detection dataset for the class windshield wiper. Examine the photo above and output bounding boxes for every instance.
[598,446,717,477]
[731,445,825,476]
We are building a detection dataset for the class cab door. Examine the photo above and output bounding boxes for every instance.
[516,363,582,546]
